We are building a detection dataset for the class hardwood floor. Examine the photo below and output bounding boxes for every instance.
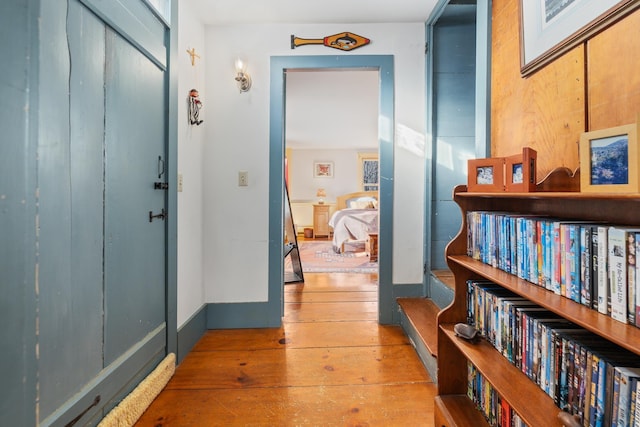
[135,273,436,426]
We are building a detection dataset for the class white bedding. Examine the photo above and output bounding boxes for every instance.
[328,208,378,253]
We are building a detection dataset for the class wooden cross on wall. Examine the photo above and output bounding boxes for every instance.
[186,47,200,66]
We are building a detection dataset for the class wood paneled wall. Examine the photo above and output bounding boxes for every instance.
[491,0,640,177]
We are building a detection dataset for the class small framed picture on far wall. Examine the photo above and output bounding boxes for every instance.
[314,161,334,178]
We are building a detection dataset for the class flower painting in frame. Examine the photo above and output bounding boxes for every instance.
[314,161,334,178]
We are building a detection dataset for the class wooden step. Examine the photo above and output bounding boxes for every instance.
[432,269,454,291]
[397,298,440,358]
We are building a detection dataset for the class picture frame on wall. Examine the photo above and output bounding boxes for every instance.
[358,152,379,192]
[467,157,505,193]
[579,122,639,193]
[505,147,537,193]
[313,161,334,178]
[519,0,638,76]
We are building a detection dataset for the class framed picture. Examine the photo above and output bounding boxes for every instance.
[358,152,379,192]
[505,147,537,193]
[467,157,505,193]
[519,0,638,76]
[579,122,639,193]
[313,161,334,178]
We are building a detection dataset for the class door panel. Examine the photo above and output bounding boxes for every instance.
[28,0,168,423]
[38,2,107,417]
[104,28,166,364]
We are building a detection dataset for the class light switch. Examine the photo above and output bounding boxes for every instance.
[177,173,183,192]
[238,171,248,187]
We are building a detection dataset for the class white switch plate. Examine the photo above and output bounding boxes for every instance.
[177,173,183,192]
[238,171,248,187]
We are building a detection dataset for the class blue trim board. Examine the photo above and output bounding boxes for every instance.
[40,325,166,427]
[177,305,207,363]
[475,0,492,158]
[165,0,179,359]
[269,55,396,326]
[207,302,282,329]
[79,0,167,69]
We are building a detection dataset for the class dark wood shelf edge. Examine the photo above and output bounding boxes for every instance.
[448,255,640,355]
[452,187,640,226]
[397,298,440,357]
[435,395,490,427]
[440,324,564,427]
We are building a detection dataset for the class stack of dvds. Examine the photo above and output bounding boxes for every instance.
[467,212,640,328]
[467,279,640,426]
[467,362,528,427]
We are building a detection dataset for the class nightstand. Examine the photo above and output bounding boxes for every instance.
[366,232,378,262]
[313,204,330,238]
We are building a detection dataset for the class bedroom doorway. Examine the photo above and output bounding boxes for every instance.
[284,68,379,277]
[269,55,395,324]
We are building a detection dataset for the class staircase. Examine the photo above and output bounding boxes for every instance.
[397,270,454,383]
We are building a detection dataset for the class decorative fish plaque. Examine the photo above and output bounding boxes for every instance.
[290,32,370,51]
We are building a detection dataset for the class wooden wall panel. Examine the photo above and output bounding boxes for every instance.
[491,0,585,177]
[587,10,640,130]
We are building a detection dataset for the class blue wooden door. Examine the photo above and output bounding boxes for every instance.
[34,1,169,424]
[103,26,166,364]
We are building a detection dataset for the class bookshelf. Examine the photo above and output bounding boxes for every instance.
[436,183,640,426]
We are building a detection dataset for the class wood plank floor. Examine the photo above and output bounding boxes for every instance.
[135,273,436,426]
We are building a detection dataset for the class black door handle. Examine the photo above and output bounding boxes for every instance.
[149,209,167,222]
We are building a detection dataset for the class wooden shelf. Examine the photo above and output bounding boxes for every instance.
[453,190,640,226]
[440,324,563,427]
[448,255,640,355]
[435,185,640,427]
[434,395,490,427]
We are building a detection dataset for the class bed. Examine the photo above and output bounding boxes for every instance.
[328,191,379,254]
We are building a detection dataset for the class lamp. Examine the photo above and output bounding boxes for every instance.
[316,188,326,204]
[234,58,252,93]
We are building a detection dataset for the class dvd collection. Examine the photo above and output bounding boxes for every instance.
[468,362,528,426]
[466,211,640,326]
[467,279,640,427]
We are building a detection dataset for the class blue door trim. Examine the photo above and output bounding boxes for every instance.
[269,55,395,325]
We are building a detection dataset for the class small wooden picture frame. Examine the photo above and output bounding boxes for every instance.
[579,121,639,193]
[313,161,334,178]
[505,147,537,192]
[467,157,505,192]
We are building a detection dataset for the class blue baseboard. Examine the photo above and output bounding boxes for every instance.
[177,305,207,364]
[429,274,454,309]
[41,325,166,427]
[206,301,282,329]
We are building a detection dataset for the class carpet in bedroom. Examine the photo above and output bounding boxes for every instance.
[285,240,378,273]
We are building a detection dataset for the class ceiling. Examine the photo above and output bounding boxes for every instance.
[188,0,441,150]
[189,0,440,25]
[285,70,379,150]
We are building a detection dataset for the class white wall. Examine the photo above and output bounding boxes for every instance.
[288,148,368,229]
[177,2,206,327]
[289,148,367,202]
[202,22,425,305]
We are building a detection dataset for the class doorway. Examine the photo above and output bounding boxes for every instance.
[269,55,395,324]
[283,69,380,277]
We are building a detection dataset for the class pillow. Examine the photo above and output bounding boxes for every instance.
[348,197,377,209]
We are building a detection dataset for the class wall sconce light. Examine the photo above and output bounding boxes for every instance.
[316,188,326,204]
[234,58,251,93]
